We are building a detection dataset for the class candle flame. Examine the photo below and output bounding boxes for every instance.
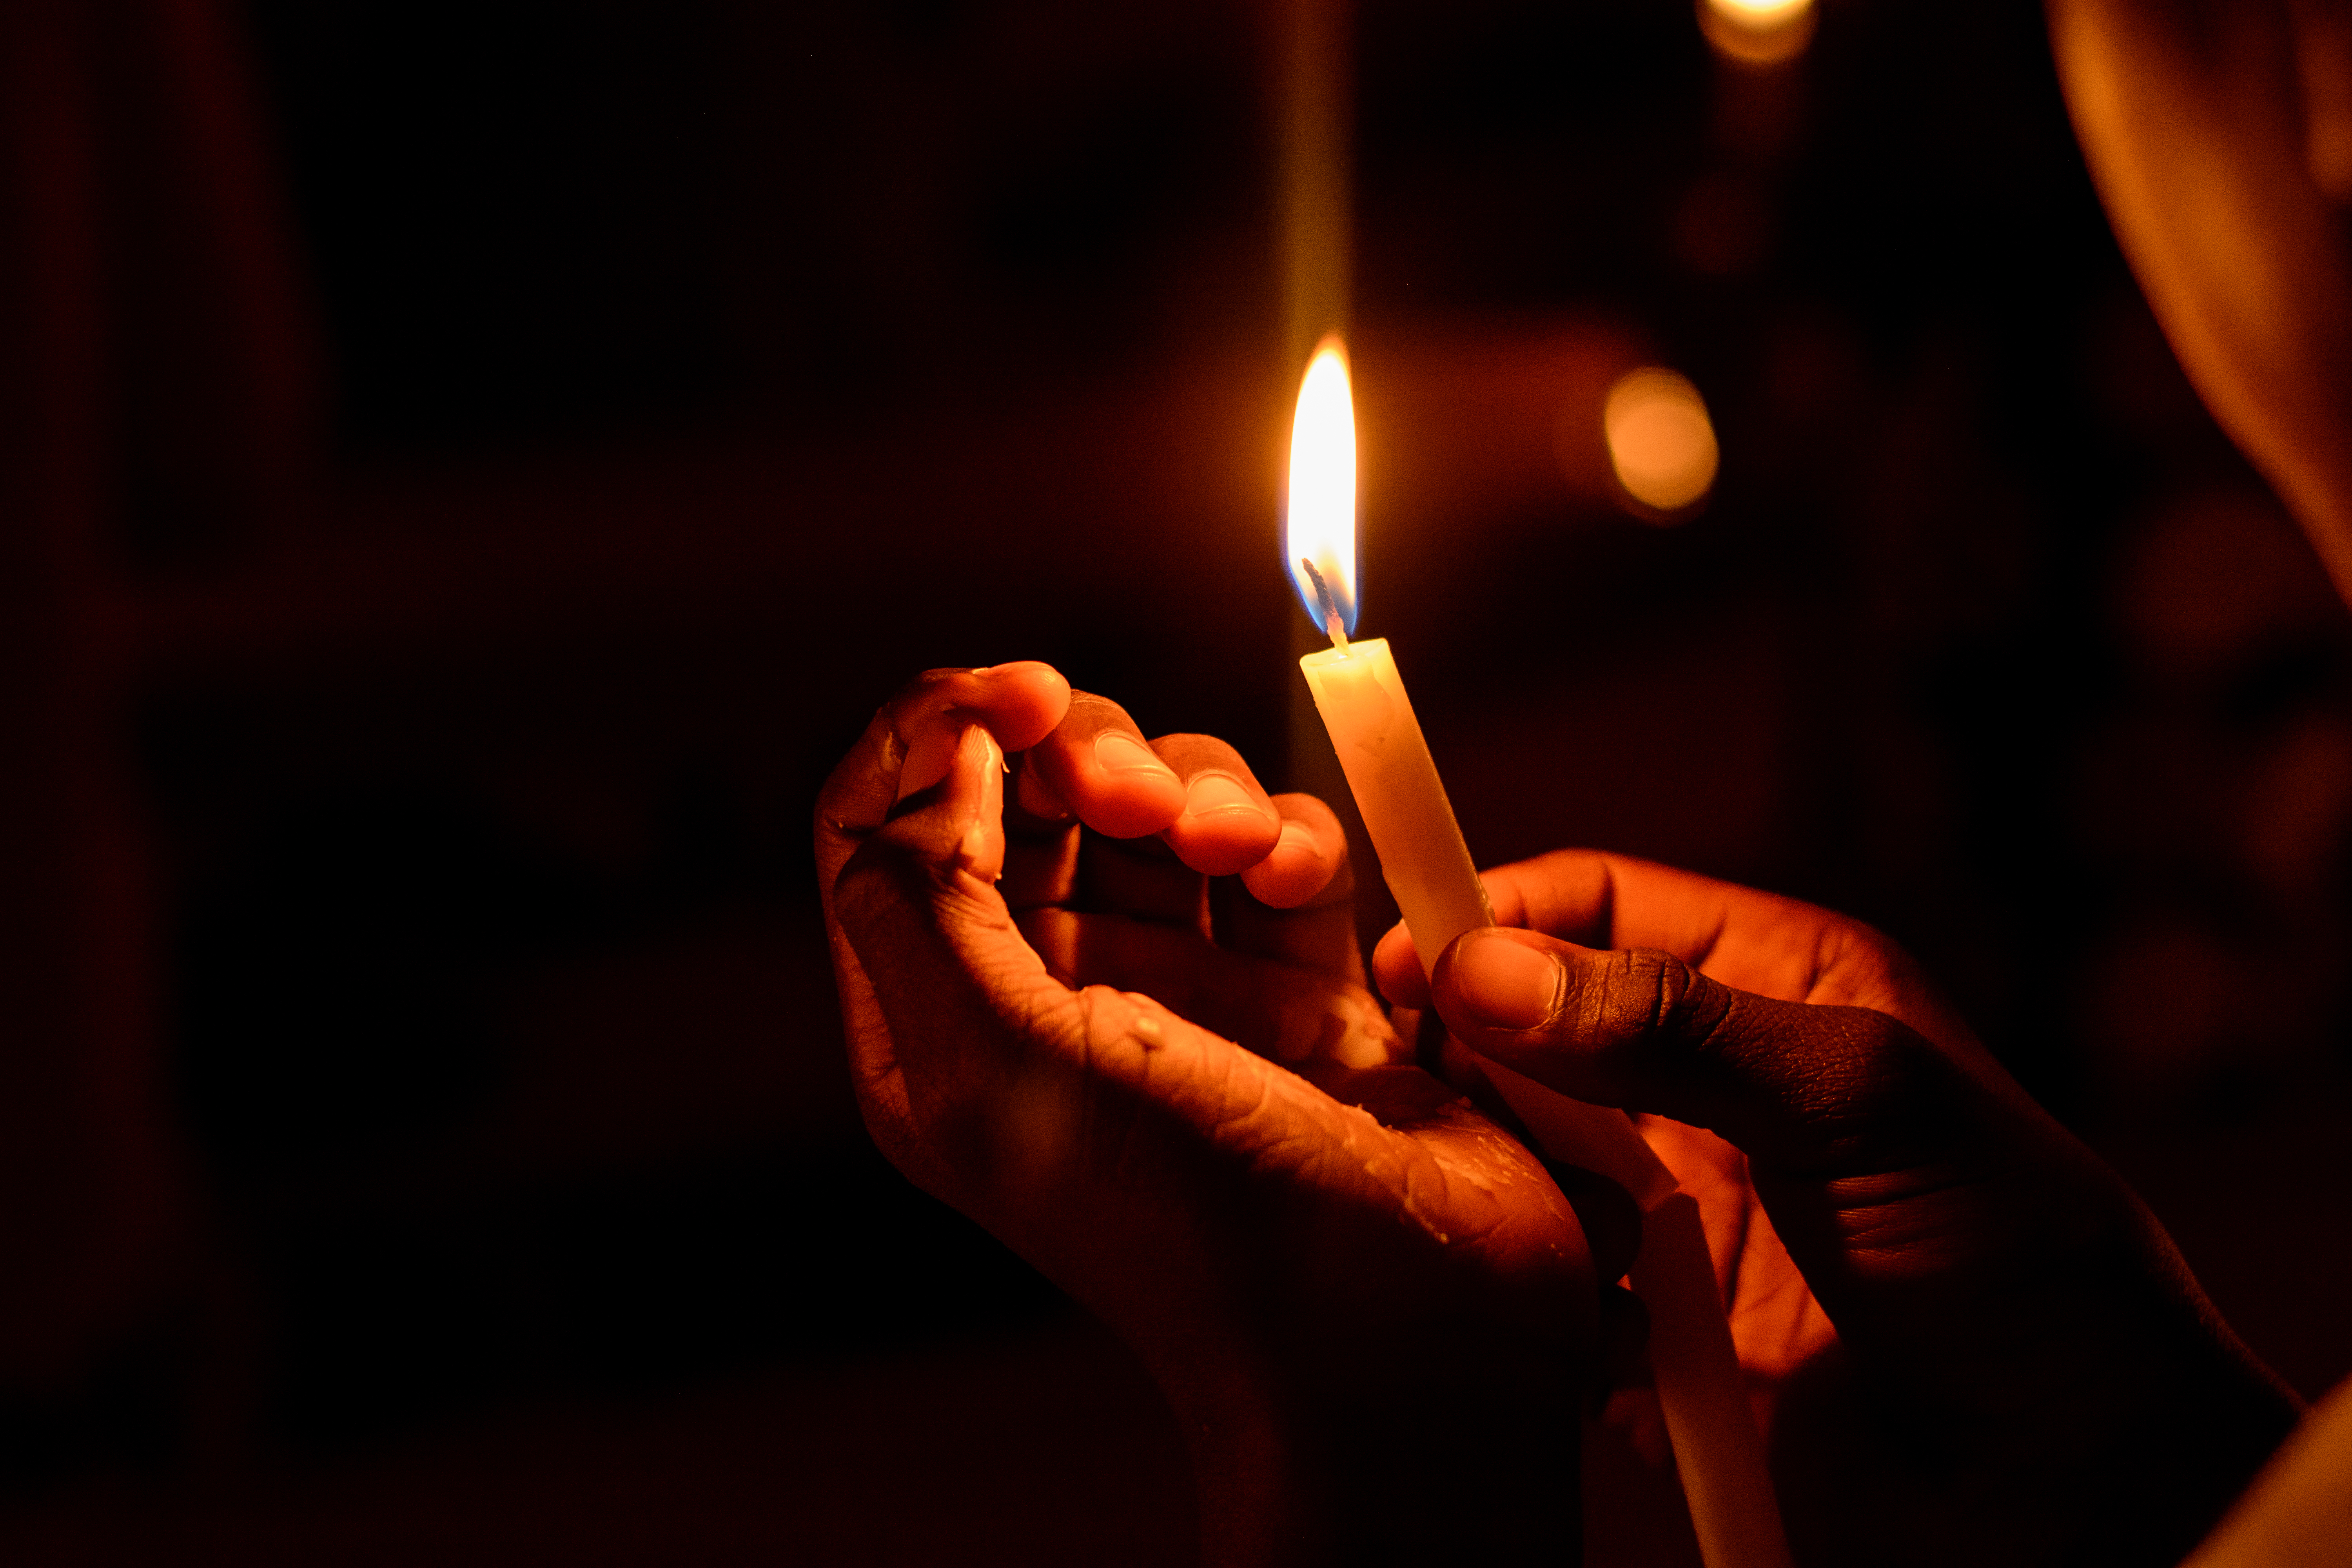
[1285,335,1357,637]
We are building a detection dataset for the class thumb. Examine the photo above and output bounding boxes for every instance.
[834,720,1073,1078]
[1431,927,2016,1180]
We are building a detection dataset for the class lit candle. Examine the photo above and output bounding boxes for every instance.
[1286,336,1793,1568]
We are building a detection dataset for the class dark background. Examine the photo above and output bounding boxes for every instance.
[3,0,2349,1561]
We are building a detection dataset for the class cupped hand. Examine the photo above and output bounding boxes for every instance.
[816,666,1597,1566]
[1377,850,2300,1567]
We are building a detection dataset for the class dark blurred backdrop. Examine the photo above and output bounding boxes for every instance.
[3,0,2349,1561]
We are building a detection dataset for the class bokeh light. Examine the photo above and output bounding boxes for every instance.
[1701,0,1815,67]
[1603,367,1719,517]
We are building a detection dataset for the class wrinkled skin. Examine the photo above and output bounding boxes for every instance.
[819,659,2309,1564]
[815,664,1593,1566]
[813,9,2352,1557]
[818,666,2296,1566]
[1376,853,2301,1566]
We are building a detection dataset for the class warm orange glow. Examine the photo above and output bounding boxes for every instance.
[1604,368,1718,517]
[1700,0,1814,67]
[1286,335,1357,633]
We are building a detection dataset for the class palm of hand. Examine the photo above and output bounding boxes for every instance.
[817,668,1592,1557]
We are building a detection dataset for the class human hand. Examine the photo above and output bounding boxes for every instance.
[816,666,1596,1566]
[1376,850,2301,1567]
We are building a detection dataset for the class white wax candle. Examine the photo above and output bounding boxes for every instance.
[1298,638,1490,962]
[1299,637,1679,1200]
[1299,634,1792,1568]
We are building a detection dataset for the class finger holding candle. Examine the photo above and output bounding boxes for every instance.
[1425,912,2307,1567]
[1470,848,1980,1048]
[1368,853,1615,1008]
[1425,921,2049,1200]
[1377,847,1978,1051]
[1529,853,1980,1049]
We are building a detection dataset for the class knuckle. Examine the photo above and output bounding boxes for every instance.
[1609,947,1707,1040]
[1056,692,1137,741]
[1064,690,1127,718]
[1581,947,1745,1079]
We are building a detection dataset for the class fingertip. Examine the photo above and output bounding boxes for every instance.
[1434,929,1565,1036]
[889,662,1068,800]
[978,661,1072,752]
[950,724,1007,883]
[1238,795,1345,907]
[1372,922,1430,1008]
[1156,737,1281,876]
[1164,772,1281,877]
[873,720,1006,884]
[1238,819,1326,907]
[1439,931,1552,1029]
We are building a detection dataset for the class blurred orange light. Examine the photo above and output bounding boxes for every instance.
[1701,0,1814,67]
[1604,368,1718,517]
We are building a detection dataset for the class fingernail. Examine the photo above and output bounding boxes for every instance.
[1183,772,1271,820]
[1094,731,1177,779]
[1454,935,1562,1031]
[1275,820,1319,858]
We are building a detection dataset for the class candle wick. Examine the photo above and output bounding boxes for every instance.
[1301,557,1351,656]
